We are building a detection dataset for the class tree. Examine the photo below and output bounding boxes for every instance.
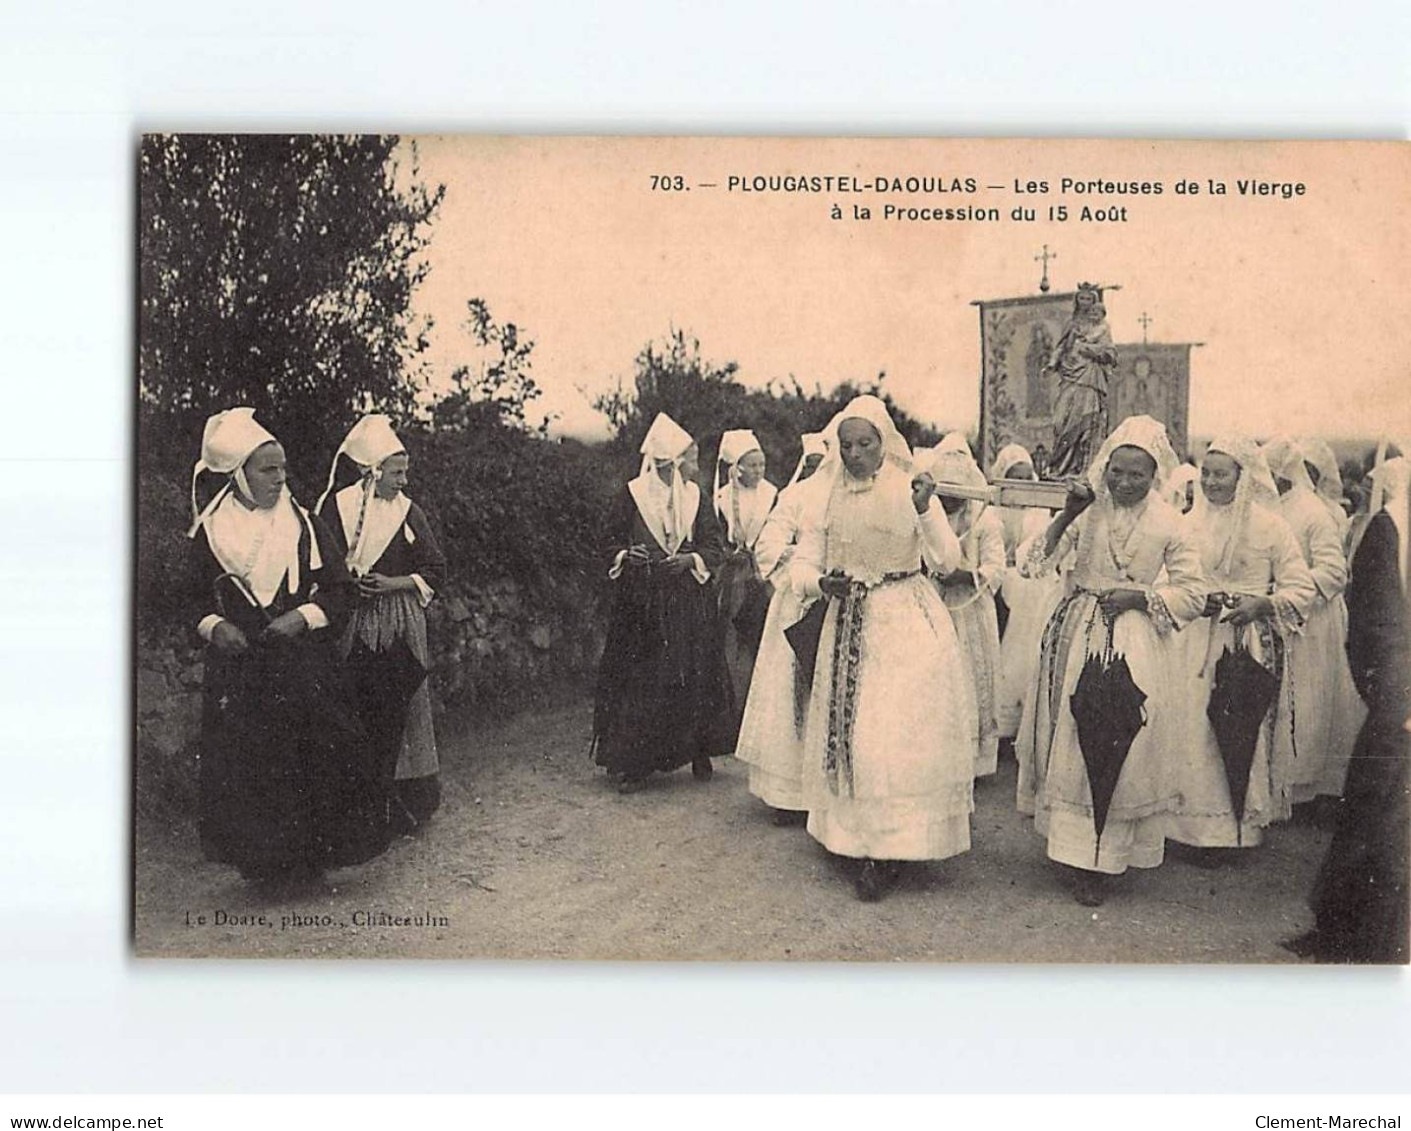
[430,299,546,434]
[593,328,944,486]
[138,133,444,486]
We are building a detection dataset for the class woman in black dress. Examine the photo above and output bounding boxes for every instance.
[592,412,729,793]
[186,408,389,885]
[317,414,447,834]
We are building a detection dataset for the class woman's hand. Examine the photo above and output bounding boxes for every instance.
[210,621,249,656]
[624,544,651,569]
[911,471,936,515]
[358,572,414,597]
[819,570,853,599]
[1098,588,1147,619]
[661,553,697,575]
[262,610,307,641]
[1063,478,1096,518]
[1224,594,1274,627]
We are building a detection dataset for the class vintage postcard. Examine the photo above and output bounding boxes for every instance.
[134,136,1411,961]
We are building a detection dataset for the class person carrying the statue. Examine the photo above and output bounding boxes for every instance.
[1015,415,1206,906]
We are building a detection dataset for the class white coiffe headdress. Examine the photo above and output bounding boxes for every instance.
[317,413,407,513]
[1086,414,1179,501]
[187,407,278,538]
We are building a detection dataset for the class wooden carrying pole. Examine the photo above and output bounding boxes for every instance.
[922,478,1072,509]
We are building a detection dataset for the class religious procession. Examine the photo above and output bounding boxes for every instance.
[168,281,1409,965]
[134,137,1411,965]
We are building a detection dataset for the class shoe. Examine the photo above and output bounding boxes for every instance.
[692,758,714,782]
[770,808,808,828]
[854,860,884,902]
[1071,871,1107,907]
[617,776,648,795]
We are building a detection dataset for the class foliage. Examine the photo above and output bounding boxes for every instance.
[430,299,547,434]
[593,328,945,487]
[138,133,444,486]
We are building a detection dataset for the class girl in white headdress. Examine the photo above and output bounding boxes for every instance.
[1261,436,1364,805]
[790,396,978,901]
[991,443,1066,745]
[1300,437,1352,546]
[1165,463,1199,515]
[918,444,1006,778]
[316,415,447,834]
[186,408,389,884]
[1016,415,1206,906]
[593,413,729,792]
[1168,437,1316,857]
[735,432,828,824]
[713,429,778,743]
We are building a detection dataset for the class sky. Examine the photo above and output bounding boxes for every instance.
[401,137,1411,445]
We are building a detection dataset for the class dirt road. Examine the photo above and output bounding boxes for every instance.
[135,699,1326,962]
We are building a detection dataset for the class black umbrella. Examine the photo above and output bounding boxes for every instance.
[784,599,828,733]
[1205,640,1279,846]
[1068,617,1148,866]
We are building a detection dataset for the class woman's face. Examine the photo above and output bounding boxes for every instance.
[1200,451,1241,507]
[376,452,409,500]
[735,449,766,488]
[241,442,287,510]
[797,453,824,483]
[838,418,884,480]
[679,443,700,482]
[1104,445,1157,508]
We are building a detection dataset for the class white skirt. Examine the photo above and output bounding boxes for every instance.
[735,582,812,810]
[936,580,1002,777]
[800,574,977,861]
[997,570,1064,739]
[1016,593,1182,875]
[1287,596,1365,803]
[1167,614,1292,847]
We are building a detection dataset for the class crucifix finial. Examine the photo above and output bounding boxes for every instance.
[1034,244,1056,293]
[1137,310,1153,344]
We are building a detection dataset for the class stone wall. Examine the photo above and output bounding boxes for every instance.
[134,578,606,819]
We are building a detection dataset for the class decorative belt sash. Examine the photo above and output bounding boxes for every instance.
[824,568,921,798]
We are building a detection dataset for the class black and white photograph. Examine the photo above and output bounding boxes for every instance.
[132,135,1411,964]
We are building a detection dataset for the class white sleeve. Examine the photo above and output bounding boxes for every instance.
[975,511,1007,594]
[790,512,826,601]
[296,603,329,631]
[197,614,225,641]
[409,573,435,607]
[918,500,962,574]
[754,505,798,581]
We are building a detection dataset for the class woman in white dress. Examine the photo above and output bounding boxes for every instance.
[714,429,778,744]
[1300,437,1352,548]
[920,444,1006,778]
[1016,415,1206,906]
[735,433,828,824]
[1261,436,1364,805]
[1168,436,1316,857]
[991,444,1065,746]
[791,396,978,902]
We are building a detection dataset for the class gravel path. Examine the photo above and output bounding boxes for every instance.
[135,699,1326,962]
